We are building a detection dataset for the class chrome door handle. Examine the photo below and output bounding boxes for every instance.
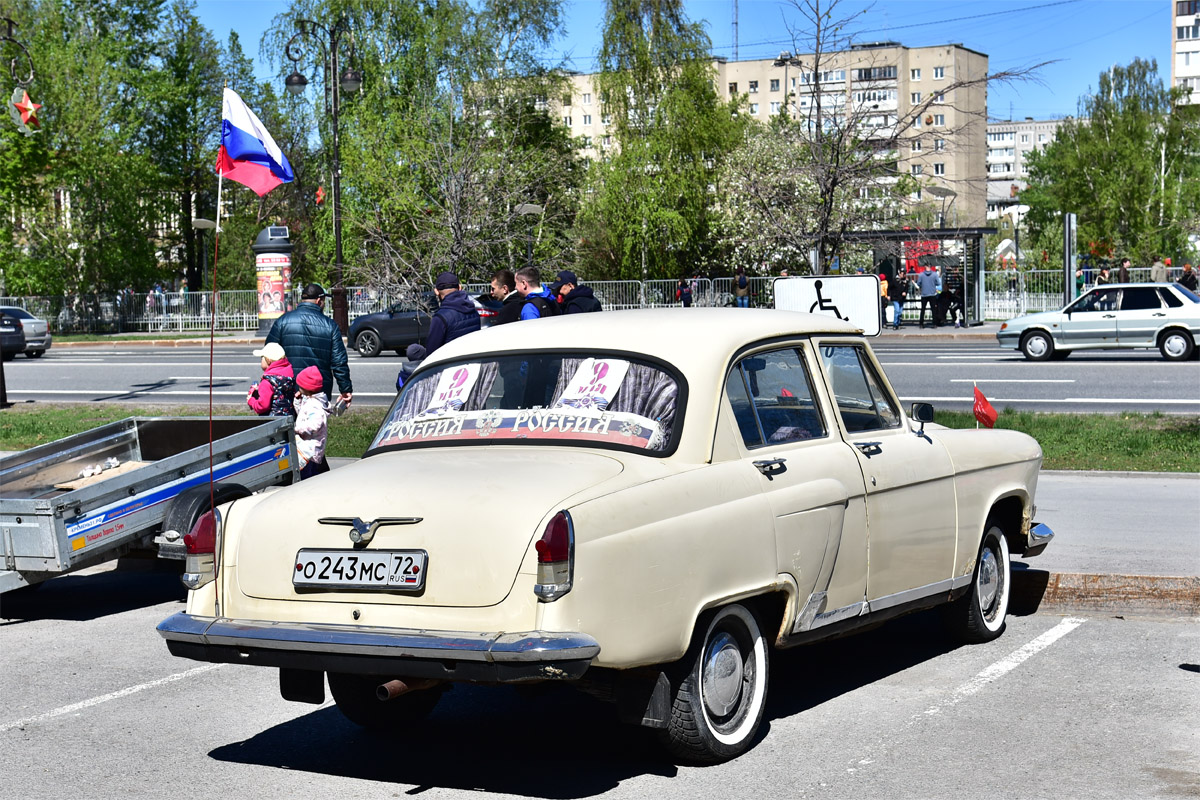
[753,458,787,475]
[1102,314,1116,318]
[854,441,882,457]
[1153,312,1166,317]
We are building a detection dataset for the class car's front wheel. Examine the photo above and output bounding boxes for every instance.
[945,522,1011,644]
[327,672,444,730]
[659,603,769,764]
[354,329,382,358]
[1020,330,1054,361]
[1158,329,1195,362]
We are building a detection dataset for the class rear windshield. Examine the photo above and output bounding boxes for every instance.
[369,353,683,454]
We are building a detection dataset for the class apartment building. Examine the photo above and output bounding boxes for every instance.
[560,42,989,226]
[984,117,1069,218]
[1174,0,1200,103]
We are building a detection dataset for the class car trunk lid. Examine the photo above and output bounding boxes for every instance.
[234,448,623,607]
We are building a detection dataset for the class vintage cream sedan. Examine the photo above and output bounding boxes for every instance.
[158,309,1054,764]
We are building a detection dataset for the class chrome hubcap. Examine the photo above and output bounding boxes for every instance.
[702,632,744,717]
[1164,335,1186,358]
[978,547,999,613]
[1026,336,1048,358]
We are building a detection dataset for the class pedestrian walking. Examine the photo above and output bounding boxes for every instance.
[293,365,330,480]
[1117,257,1131,283]
[515,266,561,320]
[916,266,940,328]
[888,271,909,330]
[1178,263,1198,292]
[734,267,750,308]
[1095,266,1112,286]
[425,271,482,355]
[1150,256,1167,283]
[879,272,889,324]
[246,342,295,417]
[677,277,693,308]
[551,270,602,313]
[265,283,353,411]
[489,269,524,325]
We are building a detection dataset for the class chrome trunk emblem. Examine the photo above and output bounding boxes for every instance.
[317,516,423,546]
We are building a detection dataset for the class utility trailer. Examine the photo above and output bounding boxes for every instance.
[0,416,297,594]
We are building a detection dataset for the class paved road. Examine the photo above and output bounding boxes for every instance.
[2,568,1196,800]
[4,335,1198,413]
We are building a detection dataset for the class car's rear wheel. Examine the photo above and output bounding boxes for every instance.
[327,672,444,730]
[945,522,1011,644]
[659,603,769,764]
[354,329,382,358]
[1158,329,1194,362]
[25,350,42,359]
[1020,330,1054,361]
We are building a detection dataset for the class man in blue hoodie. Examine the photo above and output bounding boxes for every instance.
[424,271,481,355]
[515,266,562,320]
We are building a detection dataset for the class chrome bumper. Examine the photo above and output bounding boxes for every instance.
[157,612,600,682]
[1022,522,1054,558]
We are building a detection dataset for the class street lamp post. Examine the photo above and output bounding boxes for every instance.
[515,203,543,270]
[772,50,801,118]
[284,19,362,336]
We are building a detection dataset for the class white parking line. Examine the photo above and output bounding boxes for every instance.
[923,617,1086,717]
[949,379,1075,383]
[0,664,224,733]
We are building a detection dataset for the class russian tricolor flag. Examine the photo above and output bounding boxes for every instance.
[215,88,295,197]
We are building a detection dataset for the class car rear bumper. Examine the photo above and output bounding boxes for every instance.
[1022,522,1055,558]
[157,612,600,682]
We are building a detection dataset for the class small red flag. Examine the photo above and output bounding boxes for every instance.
[973,386,998,429]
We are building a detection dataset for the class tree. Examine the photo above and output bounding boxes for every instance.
[576,0,745,281]
[1023,59,1200,267]
[714,0,1041,276]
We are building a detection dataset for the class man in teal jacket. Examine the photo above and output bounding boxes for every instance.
[266,283,353,408]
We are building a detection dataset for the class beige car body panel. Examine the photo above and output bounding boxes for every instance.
[177,309,1045,673]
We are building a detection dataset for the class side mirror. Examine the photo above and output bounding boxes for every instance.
[911,402,934,436]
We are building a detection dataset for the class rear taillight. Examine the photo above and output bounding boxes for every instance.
[182,509,220,590]
[534,510,574,602]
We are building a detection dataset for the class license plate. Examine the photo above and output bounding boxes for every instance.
[293,549,427,591]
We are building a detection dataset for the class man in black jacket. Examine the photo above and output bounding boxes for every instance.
[552,270,602,314]
[425,271,481,354]
[266,283,352,407]
[490,268,524,325]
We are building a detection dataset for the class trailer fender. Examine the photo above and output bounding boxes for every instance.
[156,484,251,559]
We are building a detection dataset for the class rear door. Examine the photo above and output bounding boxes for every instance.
[1116,286,1167,346]
[719,343,870,629]
[813,341,957,610]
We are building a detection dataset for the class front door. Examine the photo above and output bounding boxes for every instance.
[813,341,957,610]
[720,343,870,629]
[1060,287,1120,346]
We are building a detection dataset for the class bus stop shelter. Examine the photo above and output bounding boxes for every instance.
[843,227,997,327]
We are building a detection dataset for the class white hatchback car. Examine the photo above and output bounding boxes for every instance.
[997,283,1200,361]
[159,309,1054,763]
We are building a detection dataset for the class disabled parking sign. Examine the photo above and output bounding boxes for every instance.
[774,275,882,336]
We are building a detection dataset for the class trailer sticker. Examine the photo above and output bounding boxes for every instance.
[65,443,290,545]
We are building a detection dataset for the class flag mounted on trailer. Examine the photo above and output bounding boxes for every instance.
[215,88,294,196]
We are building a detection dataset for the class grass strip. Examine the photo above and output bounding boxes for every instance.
[0,403,1196,472]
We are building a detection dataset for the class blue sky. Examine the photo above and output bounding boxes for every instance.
[195,0,1173,120]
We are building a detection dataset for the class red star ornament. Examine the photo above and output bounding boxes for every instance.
[12,90,41,128]
[315,185,326,205]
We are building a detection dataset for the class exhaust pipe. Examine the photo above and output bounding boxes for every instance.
[376,677,440,701]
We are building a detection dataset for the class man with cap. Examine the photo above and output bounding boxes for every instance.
[265,283,353,409]
[424,271,481,355]
[515,266,561,320]
[551,270,602,314]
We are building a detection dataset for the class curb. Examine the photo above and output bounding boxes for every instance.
[1012,570,1199,616]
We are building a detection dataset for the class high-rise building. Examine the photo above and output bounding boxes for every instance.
[1173,0,1200,104]
[984,117,1071,218]
[560,42,989,225]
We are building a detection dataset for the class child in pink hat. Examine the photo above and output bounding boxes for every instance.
[294,365,329,479]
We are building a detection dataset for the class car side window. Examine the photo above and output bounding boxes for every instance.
[1159,289,1183,309]
[1072,289,1119,313]
[1120,288,1162,311]
[817,345,901,433]
[725,347,826,449]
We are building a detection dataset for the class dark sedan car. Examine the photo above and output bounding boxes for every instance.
[348,293,500,357]
[1,313,26,361]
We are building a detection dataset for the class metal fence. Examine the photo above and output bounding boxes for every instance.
[0,267,1178,335]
